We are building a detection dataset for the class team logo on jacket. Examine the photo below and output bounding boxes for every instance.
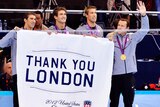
[84,100,91,107]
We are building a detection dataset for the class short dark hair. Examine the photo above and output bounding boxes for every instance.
[53,7,67,17]
[118,18,130,28]
[24,12,36,20]
[52,7,67,23]
[34,11,43,18]
[113,19,119,29]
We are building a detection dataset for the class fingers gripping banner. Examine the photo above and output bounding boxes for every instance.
[16,30,114,107]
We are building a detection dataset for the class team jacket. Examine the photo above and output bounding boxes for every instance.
[111,16,149,75]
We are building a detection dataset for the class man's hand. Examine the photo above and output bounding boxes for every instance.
[137,1,146,17]
[107,32,116,41]
[14,26,21,30]
[107,0,115,10]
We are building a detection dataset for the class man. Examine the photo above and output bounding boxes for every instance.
[3,58,12,76]
[107,0,130,27]
[107,0,130,11]
[0,12,36,107]
[49,7,74,34]
[107,1,149,107]
[0,57,12,91]
[1,12,36,76]
[34,11,48,30]
[75,5,103,37]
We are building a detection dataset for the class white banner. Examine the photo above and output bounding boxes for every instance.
[16,30,114,107]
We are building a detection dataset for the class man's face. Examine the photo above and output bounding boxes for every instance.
[54,10,67,24]
[86,8,97,23]
[117,20,129,35]
[35,14,43,26]
[24,15,36,28]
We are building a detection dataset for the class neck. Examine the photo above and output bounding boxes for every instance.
[87,20,96,27]
[117,32,127,37]
[24,25,33,30]
[34,24,42,30]
[56,22,65,29]
[121,32,127,36]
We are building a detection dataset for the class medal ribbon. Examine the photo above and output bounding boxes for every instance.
[116,34,128,54]
[87,24,98,36]
[55,25,67,34]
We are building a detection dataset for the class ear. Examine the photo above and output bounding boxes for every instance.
[126,27,130,32]
[24,19,27,23]
[54,16,57,20]
[85,13,88,18]
[83,12,86,17]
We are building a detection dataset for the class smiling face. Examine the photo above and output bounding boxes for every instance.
[54,10,67,24]
[86,8,97,24]
[117,19,129,36]
[24,14,36,29]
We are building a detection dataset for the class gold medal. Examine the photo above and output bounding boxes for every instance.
[120,54,126,60]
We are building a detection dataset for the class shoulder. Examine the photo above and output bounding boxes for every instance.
[76,24,87,30]
[48,25,55,30]
[96,24,103,30]
[66,26,75,34]
[42,24,48,30]
[66,26,74,31]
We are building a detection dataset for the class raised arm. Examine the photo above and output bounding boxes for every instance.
[132,1,150,42]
